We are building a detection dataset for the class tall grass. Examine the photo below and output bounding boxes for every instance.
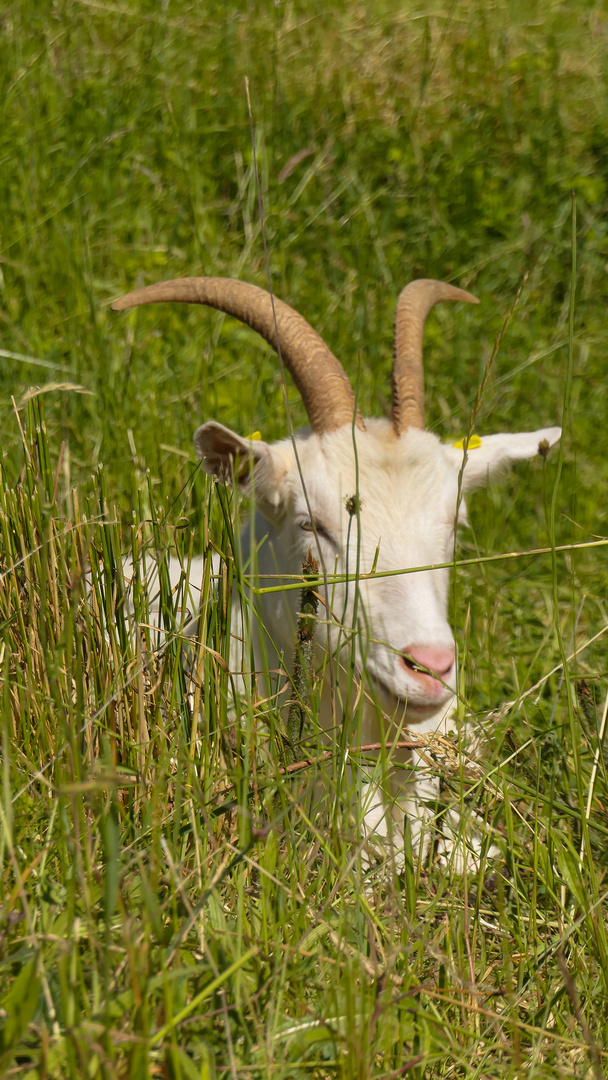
[1,1,607,1076]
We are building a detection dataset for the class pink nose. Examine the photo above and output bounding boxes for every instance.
[401,644,455,683]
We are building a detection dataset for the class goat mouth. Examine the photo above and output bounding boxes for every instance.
[370,671,454,711]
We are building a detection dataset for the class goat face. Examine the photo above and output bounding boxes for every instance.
[112,275,560,713]
[194,416,561,715]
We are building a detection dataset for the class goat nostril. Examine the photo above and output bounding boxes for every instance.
[402,655,421,673]
[401,645,455,679]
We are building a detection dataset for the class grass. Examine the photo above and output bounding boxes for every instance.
[1,0,608,1076]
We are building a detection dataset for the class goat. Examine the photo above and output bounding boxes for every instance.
[112,276,561,872]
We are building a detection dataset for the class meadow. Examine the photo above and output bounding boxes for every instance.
[1,0,607,1076]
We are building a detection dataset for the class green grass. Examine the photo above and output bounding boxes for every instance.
[1,1,608,1076]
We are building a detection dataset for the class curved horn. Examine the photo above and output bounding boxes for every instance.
[111,277,364,435]
[392,279,479,435]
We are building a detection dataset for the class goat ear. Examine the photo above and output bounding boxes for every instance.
[443,426,561,492]
[194,421,287,513]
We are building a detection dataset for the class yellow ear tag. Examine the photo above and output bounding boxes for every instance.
[453,434,483,450]
[247,431,262,441]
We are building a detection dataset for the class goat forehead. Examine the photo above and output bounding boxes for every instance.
[287,422,456,527]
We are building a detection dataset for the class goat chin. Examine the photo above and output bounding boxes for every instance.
[314,678,499,877]
[371,676,456,714]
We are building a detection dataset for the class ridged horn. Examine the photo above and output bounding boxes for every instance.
[111,277,364,435]
[392,279,479,435]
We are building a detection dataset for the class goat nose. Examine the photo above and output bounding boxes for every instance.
[401,644,455,680]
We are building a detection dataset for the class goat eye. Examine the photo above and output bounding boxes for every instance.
[300,520,336,548]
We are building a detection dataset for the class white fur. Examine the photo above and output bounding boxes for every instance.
[191,418,560,873]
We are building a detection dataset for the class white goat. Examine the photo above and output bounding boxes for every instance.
[112,277,560,872]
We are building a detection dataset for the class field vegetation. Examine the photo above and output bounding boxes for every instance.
[1,0,607,1076]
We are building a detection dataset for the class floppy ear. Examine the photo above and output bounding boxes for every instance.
[194,421,288,514]
[443,426,561,493]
